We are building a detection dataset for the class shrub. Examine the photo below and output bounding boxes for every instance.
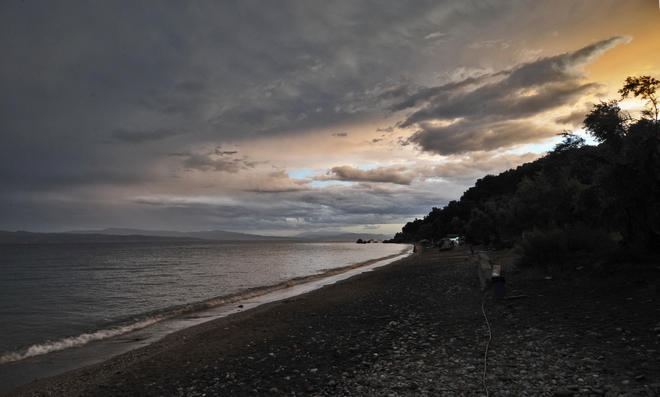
[515,225,619,271]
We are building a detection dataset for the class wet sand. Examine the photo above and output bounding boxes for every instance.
[3,246,660,396]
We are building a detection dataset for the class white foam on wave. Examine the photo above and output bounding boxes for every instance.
[0,246,412,365]
[0,316,165,365]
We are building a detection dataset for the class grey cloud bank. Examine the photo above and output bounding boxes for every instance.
[392,36,630,155]
[0,1,650,234]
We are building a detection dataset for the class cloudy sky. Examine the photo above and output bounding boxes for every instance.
[1,1,659,236]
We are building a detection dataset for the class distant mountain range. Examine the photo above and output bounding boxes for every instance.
[0,228,392,244]
[0,230,202,244]
[66,228,292,241]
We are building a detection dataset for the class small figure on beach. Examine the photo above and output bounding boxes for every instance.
[469,244,474,255]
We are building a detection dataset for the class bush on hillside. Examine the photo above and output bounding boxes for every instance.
[515,225,620,271]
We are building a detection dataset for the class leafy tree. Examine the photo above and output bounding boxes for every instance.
[619,75,659,131]
[583,100,630,148]
[450,216,464,236]
[578,76,660,250]
[552,131,585,153]
[465,208,494,245]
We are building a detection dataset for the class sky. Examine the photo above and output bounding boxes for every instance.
[1,1,659,236]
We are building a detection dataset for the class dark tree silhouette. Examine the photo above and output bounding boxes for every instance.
[619,75,659,129]
[392,75,660,255]
[583,100,629,146]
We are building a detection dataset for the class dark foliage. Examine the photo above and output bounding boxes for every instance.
[392,76,660,264]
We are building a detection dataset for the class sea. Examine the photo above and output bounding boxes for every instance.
[0,240,411,392]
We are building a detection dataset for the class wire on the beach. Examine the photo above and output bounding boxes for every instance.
[481,291,492,397]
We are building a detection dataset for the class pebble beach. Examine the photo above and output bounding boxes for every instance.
[3,245,660,397]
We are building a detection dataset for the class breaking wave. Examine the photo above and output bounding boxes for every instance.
[0,250,409,365]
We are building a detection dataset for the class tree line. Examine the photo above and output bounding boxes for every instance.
[390,76,659,268]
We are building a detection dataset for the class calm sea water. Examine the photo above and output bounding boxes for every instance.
[0,240,407,369]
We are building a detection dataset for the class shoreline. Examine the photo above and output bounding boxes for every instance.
[0,248,412,394]
[3,246,660,396]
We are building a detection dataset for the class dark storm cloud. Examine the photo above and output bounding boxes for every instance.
[314,151,544,187]
[287,184,440,220]
[0,174,459,233]
[321,165,415,185]
[391,36,630,154]
[0,0,648,234]
[407,119,557,156]
[181,153,258,173]
[112,129,183,144]
[0,0,453,233]
[214,149,238,156]
[0,1,444,172]
[555,108,591,128]
[123,182,448,233]
[384,73,506,113]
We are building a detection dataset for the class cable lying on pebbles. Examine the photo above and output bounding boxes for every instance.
[148,315,660,397]
[138,256,659,397]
